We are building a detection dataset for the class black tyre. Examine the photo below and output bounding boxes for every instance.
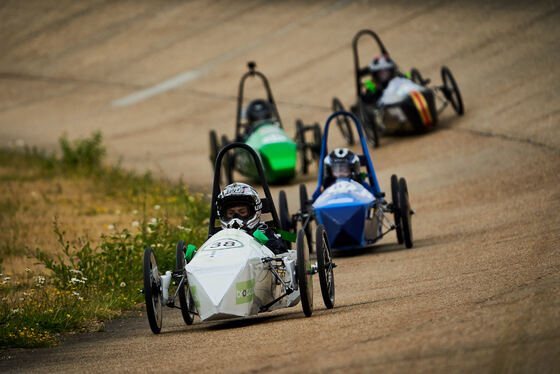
[410,68,425,86]
[332,97,354,145]
[299,184,313,253]
[316,224,334,309]
[391,174,403,244]
[398,178,413,248]
[311,123,322,160]
[296,120,310,174]
[441,66,464,116]
[176,241,195,326]
[278,190,291,232]
[358,101,380,148]
[209,130,219,169]
[143,247,162,334]
[296,229,313,317]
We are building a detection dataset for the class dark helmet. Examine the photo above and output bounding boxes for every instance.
[324,148,360,181]
[368,55,396,88]
[246,99,273,123]
[216,182,262,230]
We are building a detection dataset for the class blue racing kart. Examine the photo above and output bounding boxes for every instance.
[281,111,414,251]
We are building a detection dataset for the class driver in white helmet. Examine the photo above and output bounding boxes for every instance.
[322,148,362,190]
[362,54,397,104]
[216,182,287,255]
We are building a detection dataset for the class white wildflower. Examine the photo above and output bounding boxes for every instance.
[131,221,140,227]
[70,277,85,284]
[108,224,115,230]
[11,308,20,314]
[120,282,126,288]
[154,205,161,210]
[2,297,7,302]
[147,227,152,234]
[156,243,163,248]
[72,291,80,296]
[150,218,157,224]
[132,209,139,215]
[69,270,83,275]
[177,225,185,231]
[25,267,31,273]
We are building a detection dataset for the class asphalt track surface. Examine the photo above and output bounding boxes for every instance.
[1,0,559,373]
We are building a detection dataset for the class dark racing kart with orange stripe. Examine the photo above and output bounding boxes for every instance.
[332,29,464,147]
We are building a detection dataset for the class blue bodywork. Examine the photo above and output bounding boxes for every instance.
[311,112,383,250]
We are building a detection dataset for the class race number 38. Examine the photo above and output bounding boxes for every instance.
[207,239,243,250]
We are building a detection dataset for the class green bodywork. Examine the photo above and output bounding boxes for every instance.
[237,123,297,183]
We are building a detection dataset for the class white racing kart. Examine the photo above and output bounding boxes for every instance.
[142,143,335,334]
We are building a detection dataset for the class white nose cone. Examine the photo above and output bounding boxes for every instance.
[186,229,272,321]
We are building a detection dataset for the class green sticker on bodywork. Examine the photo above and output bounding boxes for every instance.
[236,279,255,304]
[253,229,269,244]
[190,285,200,308]
[278,230,296,243]
[185,244,197,262]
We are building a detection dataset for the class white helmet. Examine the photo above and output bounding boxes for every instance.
[216,183,262,230]
[368,55,396,88]
[324,148,360,180]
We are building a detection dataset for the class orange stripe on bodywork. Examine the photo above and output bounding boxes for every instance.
[410,91,433,127]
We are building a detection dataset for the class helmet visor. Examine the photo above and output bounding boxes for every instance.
[332,163,351,178]
[222,202,254,222]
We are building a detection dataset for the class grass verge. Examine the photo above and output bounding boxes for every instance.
[0,133,210,348]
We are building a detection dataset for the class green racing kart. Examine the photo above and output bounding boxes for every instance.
[209,62,321,184]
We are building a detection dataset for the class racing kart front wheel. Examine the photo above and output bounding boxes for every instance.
[176,240,195,325]
[143,247,162,334]
[441,66,464,116]
[296,229,313,317]
[398,178,413,248]
[316,224,334,309]
[391,174,403,245]
[332,97,355,145]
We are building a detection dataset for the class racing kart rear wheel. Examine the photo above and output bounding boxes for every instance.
[278,190,292,232]
[209,130,219,169]
[358,101,380,148]
[312,123,322,160]
[299,184,313,253]
[296,229,313,317]
[316,224,334,309]
[176,240,195,326]
[398,178,413,248]
[441,66,464,116]
[296,120,310,174]
[143,247,162,334]
[391,174,403,244]
[332,97,354,145]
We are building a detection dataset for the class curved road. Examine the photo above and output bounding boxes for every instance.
[1,0,559,372]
